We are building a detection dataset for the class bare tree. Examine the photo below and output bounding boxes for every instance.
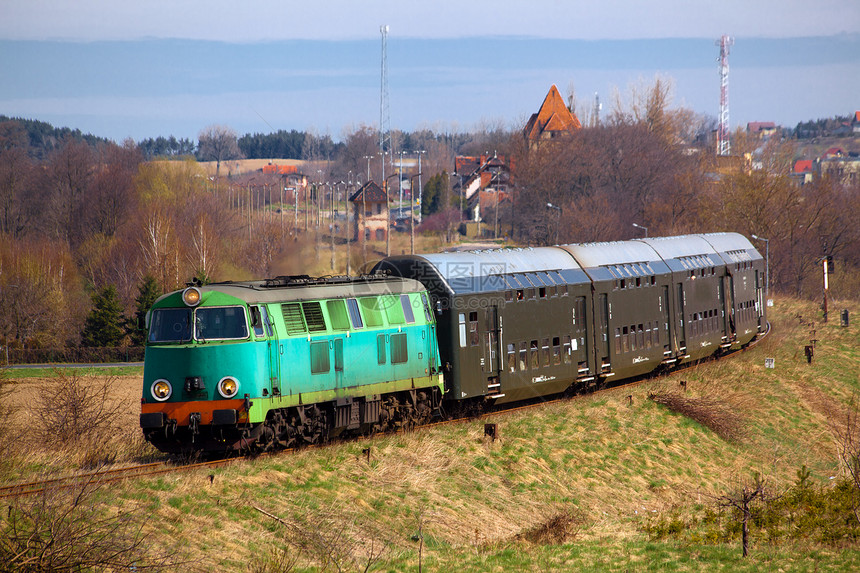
[198,124,242,179]
[714,474,769,558]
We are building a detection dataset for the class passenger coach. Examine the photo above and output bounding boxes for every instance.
[376,233,765,407]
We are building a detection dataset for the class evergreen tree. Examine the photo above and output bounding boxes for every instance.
[128,275,160,346]
[421,172,447,217]
[80,285,126,347]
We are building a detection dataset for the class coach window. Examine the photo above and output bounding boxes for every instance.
[563,335,572,364]
[469,312,479,346]
[552,337,561,365]
[614,328,622,354]
[620,279,626,289]
[458,313,467,348]
[622,326,629,352]
[516,289,524,301]
[645,322,652,348]
[539,287,547,298]
[519,341,528,371]
[507,343,516,372]
[530,340,539,369]
[527,288,535,299]
[638,324,644,349]
[505,290,513,302]
[629,325,637,352]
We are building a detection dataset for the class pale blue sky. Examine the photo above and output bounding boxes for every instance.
[1,1,858,142]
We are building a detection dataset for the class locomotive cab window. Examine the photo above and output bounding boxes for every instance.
[195,306,249,341]
[250,305,274,337]
[149,308,192,343]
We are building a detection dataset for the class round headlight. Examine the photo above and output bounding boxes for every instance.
[182,287,201,307]
[151,379,172,401]
[218,376,239,399]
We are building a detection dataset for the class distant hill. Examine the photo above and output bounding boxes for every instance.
[0,115,112,159]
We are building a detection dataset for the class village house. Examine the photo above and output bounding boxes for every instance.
[349,181,389,241]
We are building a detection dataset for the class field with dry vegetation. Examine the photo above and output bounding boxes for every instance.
[2,296,859,571]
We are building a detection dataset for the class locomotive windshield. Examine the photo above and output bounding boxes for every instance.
[148,305,249,343]
[194,306,249,340]
[148,308,192,343]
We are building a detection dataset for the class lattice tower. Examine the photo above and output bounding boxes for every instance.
[717,34,734,156]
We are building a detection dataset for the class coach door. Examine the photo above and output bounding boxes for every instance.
[661,285,671,356]
[484,305,501,377]
[676,283,687,353]
[722,275,735,341]
[597,293,610,370]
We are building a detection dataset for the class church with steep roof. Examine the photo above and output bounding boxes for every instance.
[523,84,582,146]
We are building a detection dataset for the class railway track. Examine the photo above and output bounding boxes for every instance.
[0,459,234,499]
[2,323,769,499]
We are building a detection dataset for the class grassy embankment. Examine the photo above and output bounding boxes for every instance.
[2,296,859,571]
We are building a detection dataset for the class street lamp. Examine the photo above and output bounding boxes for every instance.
[632,223,648,237]
[751,234,770,306]
[546,202,561,244]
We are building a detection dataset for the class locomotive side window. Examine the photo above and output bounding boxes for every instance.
[346,298,364,329]
[149,308,192,343]
[251,306,265,337]
[400,295,416,324]
[383,295,405,324]
[195,306,249,340]
[419,293,432,322]
[327,300,351,331]
[359,297,384,327]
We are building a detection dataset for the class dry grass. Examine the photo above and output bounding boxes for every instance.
[2,296,860,571]
[648,388,748,443]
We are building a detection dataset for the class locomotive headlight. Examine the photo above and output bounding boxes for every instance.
[151,379,173,401]
[218,376,239,399]
[182,286,201,307]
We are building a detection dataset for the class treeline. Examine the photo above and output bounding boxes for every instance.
[794,114,855,139]
[2,83,859,354]
[0,115,112,160]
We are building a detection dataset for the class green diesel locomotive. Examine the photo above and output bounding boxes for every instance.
[140,274,443,453]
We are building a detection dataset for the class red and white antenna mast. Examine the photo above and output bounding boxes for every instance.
[716,34,734,156]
